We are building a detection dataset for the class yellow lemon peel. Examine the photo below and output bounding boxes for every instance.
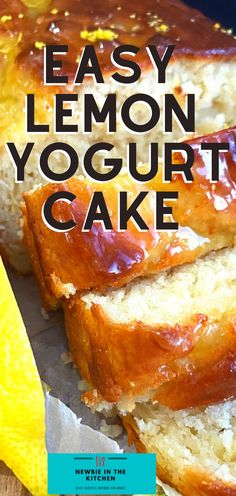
[0,258,48,495]
[214,22,221,31]
[80,28,118,43]
[50,8,58,15]
[155,23,169,33]
[0,15,12,23]
[35,40,46,50]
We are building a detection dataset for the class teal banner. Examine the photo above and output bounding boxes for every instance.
[48,453,156,494]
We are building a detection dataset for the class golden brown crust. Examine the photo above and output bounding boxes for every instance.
[152,321,236,410]
[23,128,236,306]
[21,203,58,308]
[63,294,236,409]
[1,0,236,85]
[122,416,236,496]
[183,470,236,496]
[152,127,236,237]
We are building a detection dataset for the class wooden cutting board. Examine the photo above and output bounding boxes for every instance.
[0,462,31,496]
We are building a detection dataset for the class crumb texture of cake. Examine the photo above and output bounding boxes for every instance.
[82,245,236,326]
[123,399,236,496]
[1,0,236,270]
[63,245,236,410]
[22,127,236,303]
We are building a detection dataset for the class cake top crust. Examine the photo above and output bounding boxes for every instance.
[0,0,236,81]
[22,126,236,303]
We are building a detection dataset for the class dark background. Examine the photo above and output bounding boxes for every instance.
[184,0,236,31]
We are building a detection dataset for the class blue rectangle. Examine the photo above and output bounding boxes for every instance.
[48,453,156,494]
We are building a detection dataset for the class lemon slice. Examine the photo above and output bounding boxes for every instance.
[0,258,48,495]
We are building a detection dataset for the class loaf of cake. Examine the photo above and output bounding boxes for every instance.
[23,127,236,308]
[1,0,236,271]
[61,245,236,411]
[123,399,236,496]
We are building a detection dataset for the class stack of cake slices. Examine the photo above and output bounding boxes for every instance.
[23,127,236,496]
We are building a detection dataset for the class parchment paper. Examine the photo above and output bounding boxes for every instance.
[7,269,180,496]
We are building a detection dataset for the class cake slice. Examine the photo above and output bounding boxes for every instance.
[123,399,236,496]
[23,127,236,308]
[1,0,236,271]
[63,245,236,411]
